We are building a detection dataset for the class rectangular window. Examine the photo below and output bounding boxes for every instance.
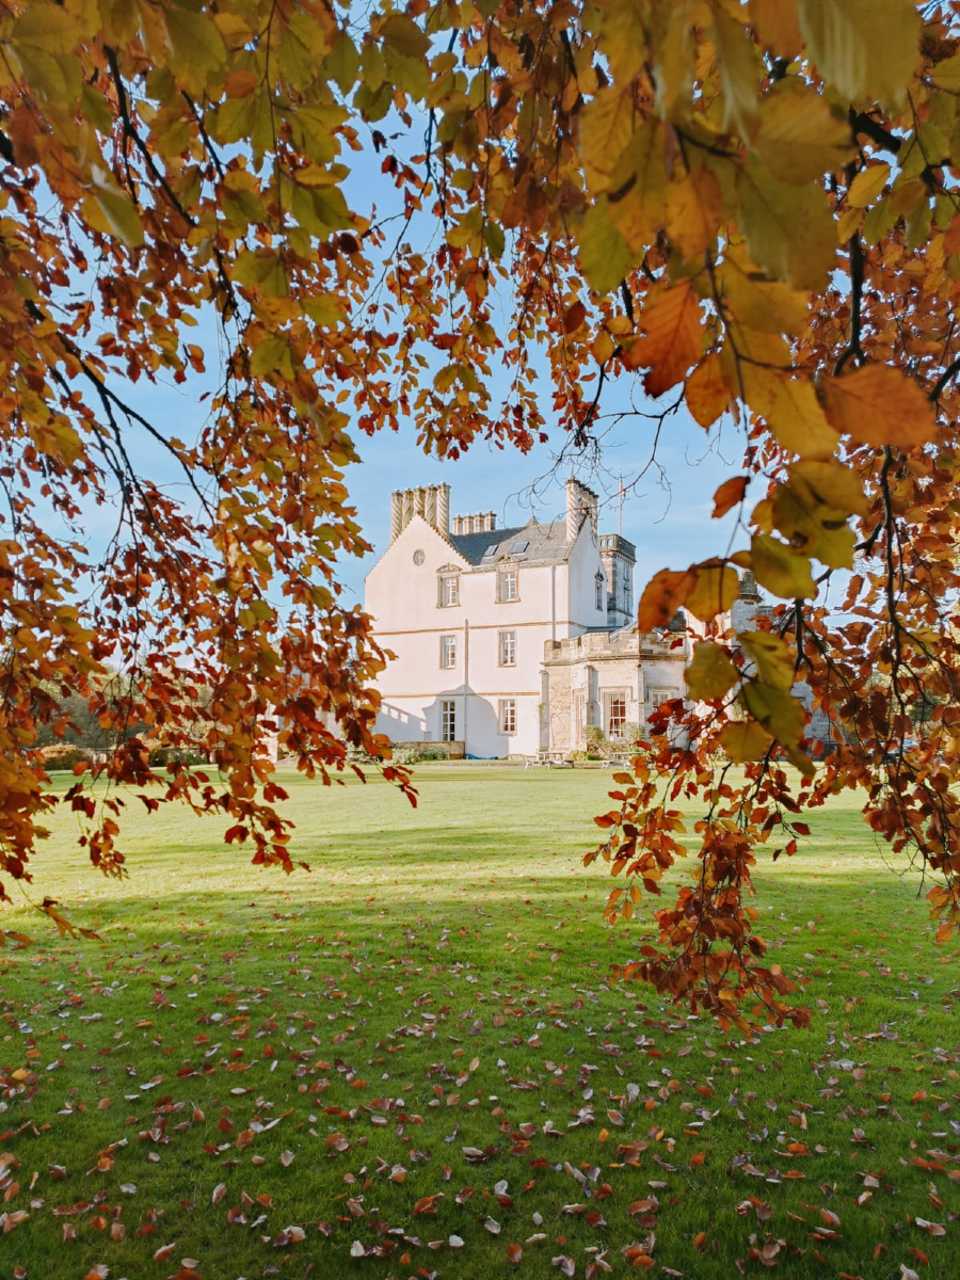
[648,689,672,709]
[441,699,456,742]
[439,633,457,669]
[595,574,604,611]
[499,698,517,735]
[606,692,627,739]
[498,567,519,602]
[623,574,633,613]
[498,629,517,667]
[438,573,459,607]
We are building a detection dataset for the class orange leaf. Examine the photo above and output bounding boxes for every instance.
[637,568,696,631]
[686,353,732,427]
[711,475,748,518]
[821,364,937,448]
[622,282,703,396]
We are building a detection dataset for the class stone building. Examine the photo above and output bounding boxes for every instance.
[364,479,690,757]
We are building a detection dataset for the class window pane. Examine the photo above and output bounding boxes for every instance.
[441,700,456,741]
[607,695,627,738]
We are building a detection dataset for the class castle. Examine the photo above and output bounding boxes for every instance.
[364,480,694,757]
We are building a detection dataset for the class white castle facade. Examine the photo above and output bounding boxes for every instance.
[364,480,694,757]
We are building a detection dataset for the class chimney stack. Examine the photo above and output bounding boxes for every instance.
[451,510,496,536]
[566,478,598,543]
[390,483,454,543]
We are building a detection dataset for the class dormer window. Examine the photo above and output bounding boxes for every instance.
[498,566,519,603]
[437,567,460,607]
[595,571,605,611]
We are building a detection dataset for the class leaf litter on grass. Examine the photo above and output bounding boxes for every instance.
[1,768,959,1278]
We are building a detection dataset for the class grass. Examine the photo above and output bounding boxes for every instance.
[1,764,959,1280]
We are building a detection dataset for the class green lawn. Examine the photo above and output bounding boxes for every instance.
[1,764,958,1279]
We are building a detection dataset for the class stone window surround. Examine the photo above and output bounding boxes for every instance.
[498,698,517,735]
[497,565,520,603]
[439,633,457,669]
[498,629,517,667]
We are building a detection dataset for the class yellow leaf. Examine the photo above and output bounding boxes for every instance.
[720,719,773,763]
[250,333,294,379]
[579,88,635,193]
[164,8,227,95]
[797,0,920,108]
[748,0,803,57]
[686,354,732,428]
[12,3,81,54]
[751,533,816,599]
[718,257,810,335]
[736,159,835,290]
[83,188,144,249]
[932,52,960,92]
[740,367,839,459]
[686,563,740,622]
[752,82,854,184]
[836,205,864,243]
[665,165,724,260]
[652,0,696,118]
[622,282,702,396]
[847,163,890,208]
[772,480,855,568]
[686,642,739,701]
[591,331,616,364]
[380,14,430,60]
[821,364,937,448]
[578,199,633,295]
[712,7,760,136]
[789,459,870,516]
[607,120,667,253]
[739,632,794,690]
[741,681,806,747]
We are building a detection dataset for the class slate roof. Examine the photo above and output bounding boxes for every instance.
[449,518,572,567]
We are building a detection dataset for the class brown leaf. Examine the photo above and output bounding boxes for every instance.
[563,301,587,333]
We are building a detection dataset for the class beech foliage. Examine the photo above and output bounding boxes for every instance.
[0,0,958,1023]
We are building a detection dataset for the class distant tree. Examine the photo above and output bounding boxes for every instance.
[1,1,958,1021]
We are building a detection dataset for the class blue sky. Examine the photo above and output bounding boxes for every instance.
[56,93,749,615]
[68,317,744,611]
[342,396,743,607]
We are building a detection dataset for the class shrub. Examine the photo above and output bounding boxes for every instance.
[41,745,90,772]
[148,747,208,767]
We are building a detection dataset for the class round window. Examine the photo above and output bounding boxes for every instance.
[412,549,425,566]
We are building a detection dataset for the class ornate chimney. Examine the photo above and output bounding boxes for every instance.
[452,511,496,535]
[566,478,598,543]
[389,483,452,543]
